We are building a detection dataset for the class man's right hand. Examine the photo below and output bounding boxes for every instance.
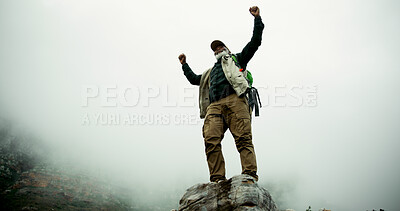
[178,53,186,65]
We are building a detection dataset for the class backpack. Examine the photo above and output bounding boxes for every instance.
[231,54,262,117]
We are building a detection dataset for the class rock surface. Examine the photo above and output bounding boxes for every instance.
[178,174,277,211]
[0,119,132,210]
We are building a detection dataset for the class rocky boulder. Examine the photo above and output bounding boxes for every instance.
[178,174,277,211]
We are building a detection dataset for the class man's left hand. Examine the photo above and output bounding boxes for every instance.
[249,6,260,17]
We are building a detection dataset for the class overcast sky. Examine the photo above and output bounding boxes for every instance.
[1,0,400,210]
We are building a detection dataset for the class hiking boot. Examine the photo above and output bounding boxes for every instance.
[210,178,227,184]
[242,173,258,182]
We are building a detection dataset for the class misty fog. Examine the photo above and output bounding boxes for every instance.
[1,0,399,210]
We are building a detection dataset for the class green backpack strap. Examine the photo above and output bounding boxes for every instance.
[231,54,238,63]
[231,54,253,88]
[246,70,253,88]
[231,54,241,69]
[231,54,261,117]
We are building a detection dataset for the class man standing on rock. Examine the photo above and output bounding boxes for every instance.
[178,6,264,182]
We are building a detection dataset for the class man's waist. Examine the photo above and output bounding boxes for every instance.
[209,84,236,103]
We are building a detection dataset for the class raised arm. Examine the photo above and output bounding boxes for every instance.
[178,53,201,86]
[237,6,265,69]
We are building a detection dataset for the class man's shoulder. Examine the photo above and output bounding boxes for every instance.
[233,53,241,58]
[232,53,242,62]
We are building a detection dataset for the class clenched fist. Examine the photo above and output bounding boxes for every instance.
[178,53,186,65]
[249,6,260,17]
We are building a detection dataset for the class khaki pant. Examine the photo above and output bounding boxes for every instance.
[202,94,258,182]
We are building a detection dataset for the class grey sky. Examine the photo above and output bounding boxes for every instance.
[1,0,400,210]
